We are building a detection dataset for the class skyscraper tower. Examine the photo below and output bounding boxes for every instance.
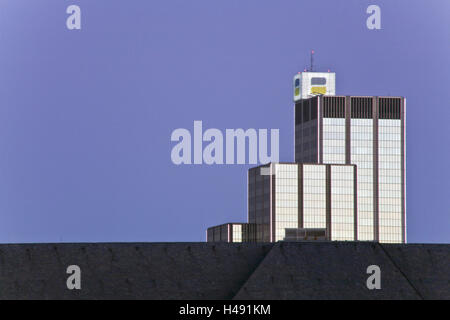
[294,95,406,243]
[206,62,406,244]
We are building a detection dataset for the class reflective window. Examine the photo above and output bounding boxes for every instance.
[232,224,243,243]
[303,165,326,230]
[323,118,346,164]
[378,119,403,243]
[330,166,355,241]
[351,119,374,241]
[311,77,327,85]
[274,164,299,241]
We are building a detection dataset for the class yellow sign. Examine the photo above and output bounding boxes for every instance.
[311,87,326,95]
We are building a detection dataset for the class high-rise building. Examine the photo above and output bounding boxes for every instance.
[206,223,256,243]
[206,69,406,244]
[248,163,357,242]
[294,95,406,243]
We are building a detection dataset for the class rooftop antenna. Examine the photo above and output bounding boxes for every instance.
[310,50,314,72]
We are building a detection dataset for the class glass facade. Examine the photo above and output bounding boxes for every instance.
[378,119,403,243]
[206,224,229,242]
[323,118,346,164]
[297,96,405,243]
[351,118,375,241]
[232,224,243,242]
[246,163,356,242]
[207,95,405,244]
[248,166,271,242]
[295,98,319,163]
[206,223,256,242]
[274,164,298,241]
[303,165,327,229]
[330,166,355,241]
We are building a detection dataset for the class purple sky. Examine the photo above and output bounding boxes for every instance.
[0,0,449,243]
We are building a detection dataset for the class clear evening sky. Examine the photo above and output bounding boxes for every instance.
[0,0,449,243]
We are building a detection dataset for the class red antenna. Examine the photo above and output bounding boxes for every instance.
[310,50,315,72]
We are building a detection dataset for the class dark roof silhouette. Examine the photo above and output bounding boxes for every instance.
[0,242,448,299]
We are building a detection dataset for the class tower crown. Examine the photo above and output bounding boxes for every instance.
[293,71,336,101]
